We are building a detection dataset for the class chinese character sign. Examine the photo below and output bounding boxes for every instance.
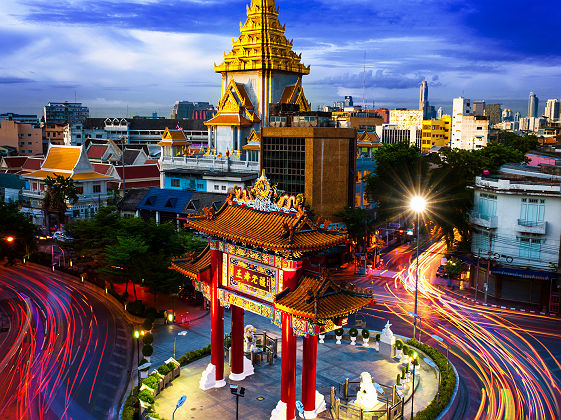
[227,256,278,302]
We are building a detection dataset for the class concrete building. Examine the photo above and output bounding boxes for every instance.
[502,109,513,122]
[519,117,545,133]
[0,120,43,156]
[376,124,421,148]
[545,99,560,121]
[389,110,423,130]
[22,145,112,224]
[436,107,444,120]
[470,169,560,307]
[484,104,502,126]
[43,123,66,146]
[419,81,429,118]
[43,102,89,125]
[421,115,451,153]
[170,101,216,120]
[0,113,39,125]
[451,97,489,150]
[472,100,485,116]
[375,109,390,124]
[331,111,383,132]
[261,125,356,219]
[528,92,539,118]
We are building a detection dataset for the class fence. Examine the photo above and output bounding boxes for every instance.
[224,331,279,367]
[330,378,404,420]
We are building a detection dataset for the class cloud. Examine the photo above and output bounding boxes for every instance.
[313,70,431,90]
[0,76,35,84]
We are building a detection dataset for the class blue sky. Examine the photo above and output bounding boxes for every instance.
[1,0,560,118]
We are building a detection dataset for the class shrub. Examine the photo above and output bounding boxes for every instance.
[138,389,155,405]
[375,333,381,342]
[143,318,153,331]
[401,368,406,379]
[396,374,401,385]
[127,300,145,317]
[167,362,177,371]
[402,345,409,355]
[349,327,358,337]
[361,329,370,339]
[157,364,171,376]
[142,344,154,357]
[143,332,154,345]
[142,375,159,390]
[396,339,403,350]
[139,358,148,366]
[122,405,135,420]
[407,338,457,420]
[335,328,344,336]
[178,344,212,367]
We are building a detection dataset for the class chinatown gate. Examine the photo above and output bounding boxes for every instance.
[172,173,373,420]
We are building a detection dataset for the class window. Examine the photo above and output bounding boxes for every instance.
[28,133,32,137]
[221,185,227,191]
[478,193,497,219]
[519,237,541,259]
[214,185,220,191]
[96,134,103,139]
[93,185,101,193]
[28,150,32,153]
[197,182,205,190]
[77,134,81,139]
[170,178,180,188]
[520,198,545,225]
[28,142,32,145]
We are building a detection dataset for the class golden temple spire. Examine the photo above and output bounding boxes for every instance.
[214,0,310,75]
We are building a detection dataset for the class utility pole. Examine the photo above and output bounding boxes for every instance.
[484,234,493,304]
[474,249,481,300]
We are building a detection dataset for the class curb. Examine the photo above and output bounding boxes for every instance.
[435,360,460,420]
[455,293,560,318]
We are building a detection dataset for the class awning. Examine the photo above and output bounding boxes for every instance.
[491,266,557,281]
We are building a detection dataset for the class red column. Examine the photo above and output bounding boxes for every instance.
[302,334,318,413]
[230,305,244,378]
[282,260,302,292]
[281,312,297,420]
[210,248,224,383]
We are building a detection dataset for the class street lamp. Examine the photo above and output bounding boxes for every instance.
[409,196,426,342]
[431,334,449,374]
[230,384,245,420]
[410,351,418,420]
[423,357,440,404]
[5,236,14,243]
[133,330,141,397]
[408,312,422,343]
[174,331,188,359]
[172,395,187,420]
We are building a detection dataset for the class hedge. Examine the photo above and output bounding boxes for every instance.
[407,338,457,420]
[142,375,159,390]
[143,332,154,345]
[157,364,171,376]
[138,389,155,405]
[177,345,211,367]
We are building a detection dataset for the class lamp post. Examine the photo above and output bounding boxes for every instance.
[174,331,188,359]
[408,312,422,343]
[230,384,245,420]
[409,196,426,342]
[410,352,418,420]
[133,329,141,392]
[172,395,187,420]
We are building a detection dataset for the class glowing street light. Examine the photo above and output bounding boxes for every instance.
[5,236,15,243]
[409,196,427,343]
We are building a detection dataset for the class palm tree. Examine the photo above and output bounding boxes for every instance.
[43,175,79,229]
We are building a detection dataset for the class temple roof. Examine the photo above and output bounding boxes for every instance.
[183,172,346,253]
[275,272,374,320]
[171,246,211,280]
[214,0,310,75]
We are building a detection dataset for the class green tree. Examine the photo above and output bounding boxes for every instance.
[334,206,374,253]
[497,131,540,154]
[43,175,79,229]
[0,202,38,263]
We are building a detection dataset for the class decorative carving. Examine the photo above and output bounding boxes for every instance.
[203,207,216,220]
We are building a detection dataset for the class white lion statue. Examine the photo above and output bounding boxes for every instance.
[354,372,378,411]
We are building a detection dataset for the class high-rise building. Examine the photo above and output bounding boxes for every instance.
[502,109,513,122]
[43,102,89,125]
[472,101,486,116]
[484,104,502,126]
[545,99,560,121]
[419,81,429,118]
[170,101,215,120]
[528,92,539,118]
[514,111,521,122]
[421,115,451,153]
[344,96,354,108]
[451,97,489,150]
[0,113,39,125]
[436,107,444,120]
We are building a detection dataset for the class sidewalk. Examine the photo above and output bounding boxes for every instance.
[151,310,439,419]
[440,285,560,318]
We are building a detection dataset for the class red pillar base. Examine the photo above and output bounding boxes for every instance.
[229,305,254,381]
[300,335,326,418]
[199,363,226,390]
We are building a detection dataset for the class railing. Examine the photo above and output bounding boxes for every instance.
[224,332,278,367]
[469,213,498,229]
[330,378,404,420]
[516,219,547,234]
[517,219,543,227]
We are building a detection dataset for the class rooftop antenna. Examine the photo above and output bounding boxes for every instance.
[362,51,367,109]
[74,90,77,103]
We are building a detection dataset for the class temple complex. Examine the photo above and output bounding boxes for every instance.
[172,172,374,420]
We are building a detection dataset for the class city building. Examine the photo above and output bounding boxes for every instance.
[421,115,451,153]
[545,99,560,121]
[470,168,560,307]
[451,97,489,150]
[43,102,89,125]
[0,172,25,202]
[331,110,383,132]
[345,96,354,108]
[389,110,423,130]
[375,108,390,124]
[419,81,429,118]
[502,109,513,122]
[528,92,539,118]
[514,111,522,122]
[170,101,216,120]
[436,107,444,120]
[0,119,43,156]
[519,117,545,133]
[0,113,39,125]
[376,124,421,148]
[472,101,485,116]
[484,104,502,126]
[22,145,112,224]
[261,123,356,219]
[43,122,66,147]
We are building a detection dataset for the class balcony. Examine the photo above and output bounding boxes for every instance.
[469,212,498,229]
[516,219,547,235]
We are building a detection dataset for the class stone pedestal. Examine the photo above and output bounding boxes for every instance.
[379,321,396,359]
[380,341,395,358]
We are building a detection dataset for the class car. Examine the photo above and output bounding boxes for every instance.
[436,265,447,278]
[53,231,73,242]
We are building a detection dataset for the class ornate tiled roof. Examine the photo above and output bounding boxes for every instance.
[184,173,346,252]
[275,272,374,320]
[214,0,310,75]
[171,246,211,280]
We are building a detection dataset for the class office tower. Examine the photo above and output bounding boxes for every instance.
[484,104,502,125]
[344,96,354,107]
[44,102,89,125]
[528,92,539,117]
[545,99,560,121]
